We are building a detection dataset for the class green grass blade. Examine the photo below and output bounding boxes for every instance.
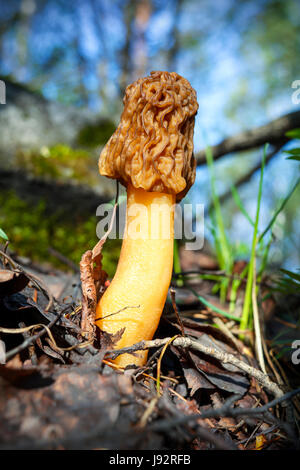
[231,184,255,227]
[0,228,8,241]
[188,287,241,322]
[285,128,300,139]
[259,176,300,242]
[205,145,232,272]
[280,268,300,283]
[284,148,300,155]
[257,235,273,281]
[229,263,249,313]
[173,239,183,287]
[205,144,233,303]
[240,143,268,332]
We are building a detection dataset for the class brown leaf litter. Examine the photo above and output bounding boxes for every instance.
[0,246,299,450]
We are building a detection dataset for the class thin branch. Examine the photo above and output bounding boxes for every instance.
[207,142,284,212]
[4,309,61,362]
[108,336,284,398]
[170,287,185,336]
[48,246,79,272]
[195,110,300,165]
[150,388,300,433]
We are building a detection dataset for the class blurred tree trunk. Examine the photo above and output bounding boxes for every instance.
[73,3,89,105]
[89,0,111,110]
[16,0,37,82]
[167,0,184,71]
[132,0,152,81]
[118,0,152,95]
[119,0,138,96]
[0,11,20,54]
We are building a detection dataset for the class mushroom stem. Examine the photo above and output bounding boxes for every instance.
[95,183,175,367]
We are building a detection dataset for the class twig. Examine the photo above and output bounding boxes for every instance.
[18,321,38,365]
[170,288,185,336]
[3,313,95,362]
[261,338,284,417]
[206,143,285,211]
[48,246,79,272]
[195,108,300,165]
[4,310,62,362]
[137,397,158,428]
[156,335,179,395]
[213,316,242,352]
[161,385,237,450]
[193,423,237,450]
[150,388,300,433]
[95,304,140,321]
[108,336,284,398]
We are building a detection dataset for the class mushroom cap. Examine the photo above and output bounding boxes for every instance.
[99,71,199,201]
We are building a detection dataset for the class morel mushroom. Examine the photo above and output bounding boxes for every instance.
[96,71,198,367]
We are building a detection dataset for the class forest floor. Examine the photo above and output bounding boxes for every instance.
[0,245,299,451]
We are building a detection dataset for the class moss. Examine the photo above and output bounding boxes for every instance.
[15,144,99,186]
[0,190,121,277]
[76,120,116,148]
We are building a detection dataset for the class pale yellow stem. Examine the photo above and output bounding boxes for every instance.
[95,184,175,367]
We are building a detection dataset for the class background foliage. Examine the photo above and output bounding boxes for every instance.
[0,0,299,273]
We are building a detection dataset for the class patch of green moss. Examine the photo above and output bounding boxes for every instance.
[15,144,99,186]
[77,120,116,148]
[0,190,121,277]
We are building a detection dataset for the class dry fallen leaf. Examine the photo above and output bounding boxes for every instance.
[80,246,108,340]
[0,364,163,450]
[0,270,29,297]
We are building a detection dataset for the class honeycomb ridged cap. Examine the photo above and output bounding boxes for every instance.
[99,71,198,201]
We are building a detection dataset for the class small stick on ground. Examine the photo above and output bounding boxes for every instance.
[108,336,284,398]
[170,287,185,336]
[4,309,62,362]
[18,321,38,365]
[150,388,300,435]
